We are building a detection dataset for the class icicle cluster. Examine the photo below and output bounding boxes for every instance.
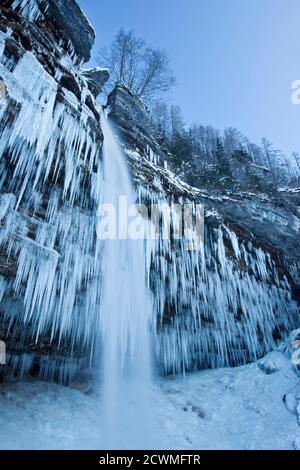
[0,12,103,382]
[135,184,298,374]
[0,0,298,382]
[11,0,46,22]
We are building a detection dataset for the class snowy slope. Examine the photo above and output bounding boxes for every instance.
[0,352,299,450]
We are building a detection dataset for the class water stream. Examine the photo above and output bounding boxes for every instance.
[99,111,154,449]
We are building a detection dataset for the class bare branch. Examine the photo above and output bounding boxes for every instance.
[97,30,175,102]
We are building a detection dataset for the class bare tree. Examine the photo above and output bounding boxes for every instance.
[170,105,184,140]
[135,48,176,100]
[224,127,243,158]
[97,29,175,102]
[98,29,144,95]
[150,101,171,140]
[292,152,300,174]
[262,138,279,184]
[284,156,293,181]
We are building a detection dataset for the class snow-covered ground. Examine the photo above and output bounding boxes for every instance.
[0,352,299,450]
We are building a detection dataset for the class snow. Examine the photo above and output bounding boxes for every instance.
[0,352,299,450]
[278,187,300,194]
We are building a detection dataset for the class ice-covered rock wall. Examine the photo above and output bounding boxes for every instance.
[109,85,300,374]
[151,219,298,373]
[0,0,108,382]
[0,0,298,383]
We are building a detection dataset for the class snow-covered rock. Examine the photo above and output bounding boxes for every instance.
[278,187,300,194]
[258,352,288,375]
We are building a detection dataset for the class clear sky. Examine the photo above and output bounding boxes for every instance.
[78,0,300,155]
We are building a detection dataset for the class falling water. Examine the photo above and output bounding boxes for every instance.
[99,111,153,449]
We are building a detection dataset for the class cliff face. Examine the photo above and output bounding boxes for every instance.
[5,0,95,63]
[108,85,300,373]
[0,1,298,383]
[0,0,109,382]
[108,85,300,267]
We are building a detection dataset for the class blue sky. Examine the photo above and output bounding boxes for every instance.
[78,0,300,155]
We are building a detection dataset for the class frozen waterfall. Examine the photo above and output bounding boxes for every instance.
[0,1,298,387]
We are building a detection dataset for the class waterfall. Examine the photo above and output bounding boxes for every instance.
[99,111,154,449]
[0,0,298,388]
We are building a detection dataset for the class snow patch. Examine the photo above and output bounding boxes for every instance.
[0,353,299,450]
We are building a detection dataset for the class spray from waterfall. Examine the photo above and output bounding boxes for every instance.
[99,110,154,449]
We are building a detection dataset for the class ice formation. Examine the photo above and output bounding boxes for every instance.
[0,0,298,383]
[0,2,103,381]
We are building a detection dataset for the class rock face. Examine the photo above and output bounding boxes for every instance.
[108,85,166,158]
[46,0,95,62]
[81,67,110,98]
[109,85,300,373]
[0,1,298,383]
[109,85,300,266]
[0,0,108,382]
[6,0,95,63]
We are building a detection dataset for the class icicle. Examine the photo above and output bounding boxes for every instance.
[145,194,299,374]
[6,353,34,378]
[12,0,44,22]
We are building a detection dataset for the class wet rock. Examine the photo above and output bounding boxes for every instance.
[59,71,81,101]
[68,381,93,395]
[280,329,300,375]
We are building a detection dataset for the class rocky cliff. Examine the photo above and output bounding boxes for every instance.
[0,0,298,383]
[107,84,300,372]
[0,0,108,382]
